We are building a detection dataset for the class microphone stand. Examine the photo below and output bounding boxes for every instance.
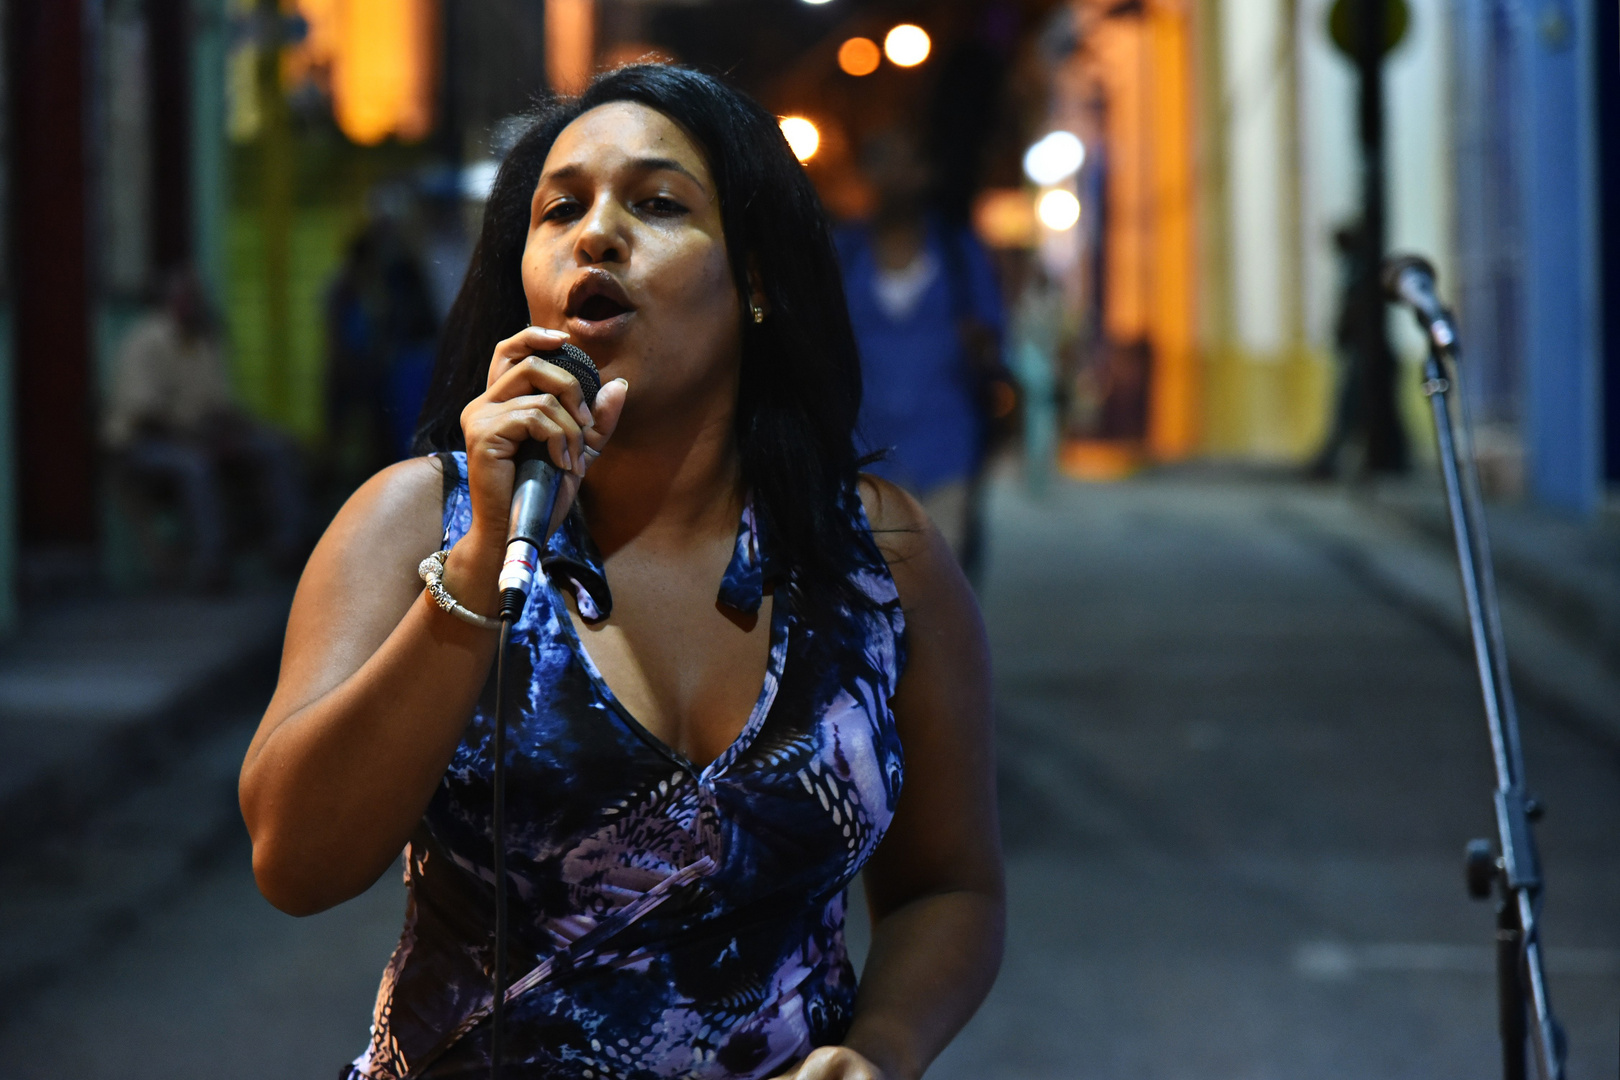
[1400,292,1566,1080]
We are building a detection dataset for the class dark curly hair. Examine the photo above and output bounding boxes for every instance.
[413,64,873,614]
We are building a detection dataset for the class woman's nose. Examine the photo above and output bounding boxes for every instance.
[575,197,627,265]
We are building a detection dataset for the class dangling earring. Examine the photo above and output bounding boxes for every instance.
[751,305,765,324]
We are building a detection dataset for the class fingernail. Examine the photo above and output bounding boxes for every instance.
[560,448,572,471]
[614,378,629,388]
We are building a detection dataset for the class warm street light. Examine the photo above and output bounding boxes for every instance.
[1023,131,1085,186]
[299,0,436,145]
[973,189,1038,249]
[838,37,881,76]
[883,24,930,67]
[779,116,821,162]
[1037,188,1080,231]
[546,0,595,96]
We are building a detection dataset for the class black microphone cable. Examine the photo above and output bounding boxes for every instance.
[490,608,515,1080]
[488,342,600,1080]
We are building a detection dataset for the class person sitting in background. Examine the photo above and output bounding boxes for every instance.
[104,269,307,589]
[836,130,1006,581]
[325,213,441,495]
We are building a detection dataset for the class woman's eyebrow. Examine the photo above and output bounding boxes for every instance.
[541,157,708,192]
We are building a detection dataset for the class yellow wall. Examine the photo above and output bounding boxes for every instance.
[1143,4,1199,460]
[1084,2,1200,461]
[1191,0,1333,462]
[1201,346,1333,460]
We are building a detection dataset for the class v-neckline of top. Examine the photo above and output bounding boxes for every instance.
[555,591,790,780]
[540,496,791,780]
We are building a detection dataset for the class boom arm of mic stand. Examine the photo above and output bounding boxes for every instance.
[1420,342,1565,1080]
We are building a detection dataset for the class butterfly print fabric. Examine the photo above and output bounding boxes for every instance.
[344,453,906,1080]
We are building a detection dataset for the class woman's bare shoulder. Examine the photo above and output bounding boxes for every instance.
[857,473,928,540]
[325,455,447,558]
[266,456,447,721]
[856,473,957,610]
[292,455,447,630]
[361,454,449,521]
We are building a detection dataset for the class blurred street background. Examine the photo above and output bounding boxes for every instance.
[0,0,1616,1076]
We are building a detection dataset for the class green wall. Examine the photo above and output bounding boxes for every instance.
[225,206,357,442]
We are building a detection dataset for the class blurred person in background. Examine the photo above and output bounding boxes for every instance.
[240,65,1002,1080]
[837,130,1007,583]
[104,268,307,589]
[1307,223,1367,479]
[325,211,442,497]
[1008,260,1062,497]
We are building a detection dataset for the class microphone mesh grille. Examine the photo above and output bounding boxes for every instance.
[543,342,601,406]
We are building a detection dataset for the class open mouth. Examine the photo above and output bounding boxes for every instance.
[565,271,636,329]
[576,293,630,321]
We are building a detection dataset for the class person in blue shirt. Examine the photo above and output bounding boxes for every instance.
[837,131,1005,577]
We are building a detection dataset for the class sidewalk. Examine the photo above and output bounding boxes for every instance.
[0,586,292,1016]
[1259,472,1620,749]
[1371,480,1620,669]
[0,587,292,861]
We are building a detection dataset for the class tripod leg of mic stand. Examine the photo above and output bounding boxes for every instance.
[1497,893,1527,1080]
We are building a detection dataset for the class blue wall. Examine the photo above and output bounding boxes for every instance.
[1452,0,1605,514]
[1519,0,1602,513]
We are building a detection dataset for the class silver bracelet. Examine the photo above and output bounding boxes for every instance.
[418,549,502,630]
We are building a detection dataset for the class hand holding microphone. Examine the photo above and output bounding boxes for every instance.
[455,326,627,622]
[498,342,601,619]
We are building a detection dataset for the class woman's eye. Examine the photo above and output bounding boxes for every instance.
[641,196,687,217]
[542,201,582,223]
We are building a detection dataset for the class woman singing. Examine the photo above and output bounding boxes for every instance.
[240,65,1003,1080]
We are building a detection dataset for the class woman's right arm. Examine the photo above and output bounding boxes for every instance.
[240,327,626,916]
[241,455,501,916]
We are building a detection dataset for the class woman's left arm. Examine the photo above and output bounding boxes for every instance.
[779,477,1005,1080]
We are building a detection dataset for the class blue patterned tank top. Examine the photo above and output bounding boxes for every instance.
[346,453,907,1080]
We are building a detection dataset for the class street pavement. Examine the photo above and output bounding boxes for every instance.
[930,472,1619,1080]
[0,471,1615,1079]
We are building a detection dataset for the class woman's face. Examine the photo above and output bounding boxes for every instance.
[522,102,743,430]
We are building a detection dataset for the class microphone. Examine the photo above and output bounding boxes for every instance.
[497,342,600,621]
[1382,254,1458,353]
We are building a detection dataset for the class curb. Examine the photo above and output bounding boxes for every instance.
[0,635,281,866]
[1269,492,1620,754]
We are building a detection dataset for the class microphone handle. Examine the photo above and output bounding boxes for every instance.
[498,447,568,613]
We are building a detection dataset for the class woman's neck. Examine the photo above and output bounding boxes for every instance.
[578,404,743,557]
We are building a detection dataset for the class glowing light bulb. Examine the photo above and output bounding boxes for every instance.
[1023,131,1086,186]
[1037,188,1081,231]
[779,116,821,162]
[838,36,881,76]
[884,24,931,67]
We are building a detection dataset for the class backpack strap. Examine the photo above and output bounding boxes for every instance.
[938,220,974,325]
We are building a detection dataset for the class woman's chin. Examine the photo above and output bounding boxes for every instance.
[564,311,635,348]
